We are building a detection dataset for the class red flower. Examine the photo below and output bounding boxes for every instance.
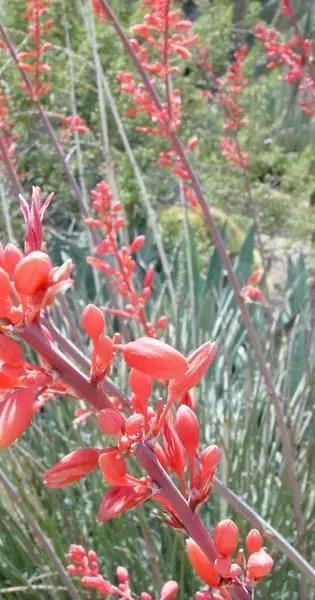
[185,538,220,587]
[120,337,188,380]
[247,549,273,580]
[97,485,152,522]
[0,388,35,448]
[43,448,101,488]
[213,520,239,558]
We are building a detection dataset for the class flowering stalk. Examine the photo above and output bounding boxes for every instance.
[96,0,304,550]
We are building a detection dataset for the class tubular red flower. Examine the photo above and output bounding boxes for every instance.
[96,408,124,435]
[170,341,217,398]
[43,448,101,488]
[175,405,200,459]
[245,529,263,554]
[185,538,220,587]
[160,580,179,600]
[81,304,105,339]
[97,485,152,522]
[98,449,128,485]
[213,520,239,558]
[0,388,35,448]
[120,337,188,380]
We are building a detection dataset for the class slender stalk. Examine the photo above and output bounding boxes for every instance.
[21,321,251,600]
[97,0,304,550]
[0,469,80,600]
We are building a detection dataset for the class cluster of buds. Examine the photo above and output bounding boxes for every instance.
[60,114,90,143]
[42,337,221,523]
[186,525,273,598]
[67,544,179,599]
[255,10,315,117]
[85,180,168,337]
[0,188,72,327]
[240,269,264,304]
[17,0,54,100]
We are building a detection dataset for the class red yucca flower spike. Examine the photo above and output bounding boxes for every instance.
[43,448,101,488]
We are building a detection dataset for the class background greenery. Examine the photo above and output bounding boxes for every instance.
[0,0,315,598]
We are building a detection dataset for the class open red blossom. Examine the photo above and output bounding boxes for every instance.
[43,448,101,488]
[120,337,188,380]
[97,484,152,522]
[0,388,35,448]
[186,538,220,587]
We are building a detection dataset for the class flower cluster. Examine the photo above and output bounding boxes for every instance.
[256,11,315,117]
[240,269,264,304]
[60,114,90,143]
[186,525,273,598]
[85,180,168,337]
[218,45,249,169]
[17,0,54,100]
[67,544,179,599]
[0,188,72,327]
[111,1,201,207]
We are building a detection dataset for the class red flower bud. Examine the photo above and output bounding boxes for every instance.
[14,251,52,295]
[128,369,152,406]
[213,520,239,557]
[131,235,145,253]
[175,405,200,458]
[116,566,129,583]
[170,342,217,398]
[247,549,273,580]
[121,337,188,380]
[185,538,220,587]
[0,388,35,448]
[99,449,127,485]
[125,414,144,436]
[160,580,179,600]
[156,315,169,329]
[3,244,23,276]
[245,529,263,554]
[81,304,105,338]
[43,448,100,487]
[96,408,124,435]
[214,557,231,578]
[200,444,222,477]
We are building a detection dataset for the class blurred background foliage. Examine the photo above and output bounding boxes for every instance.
[1,0,315,598]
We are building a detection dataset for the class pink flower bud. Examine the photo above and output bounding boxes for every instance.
[43,448,100,487]
[247,549,273,580]
[96,408,124,435]
[175,405,200,458]
[160,580,179,600]
[214,520,239,557]
[116,566,129,583]
[98,449,127,485]
[185,538,220,587]
[81,304,105,338]
[120,337,188,380]
[14,251,52,295]
[3,244,23,276]
[245,529,263,554]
